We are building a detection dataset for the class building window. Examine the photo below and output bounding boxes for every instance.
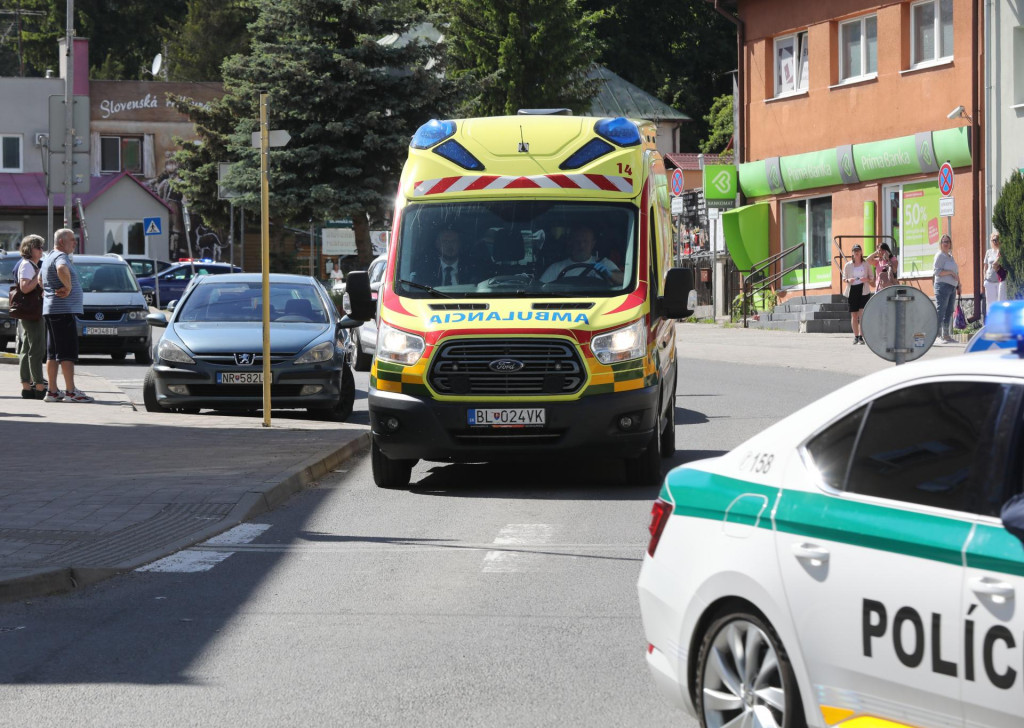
[911,0,953,67]
[104,220,146,256]
[839,14,877,82]
[782,196,832,287]
[1,134,22,172]
[1014,27,1024,105]
[100,136,142,174]
[775,31,809,97]
[0,220,23,251]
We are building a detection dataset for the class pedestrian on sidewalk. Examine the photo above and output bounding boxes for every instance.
[867,242,898,292]
[40,228,93,402]
[933,234,960,344]
[843,244,874,345]
[15,234,47,399]
[983,231,1006,317]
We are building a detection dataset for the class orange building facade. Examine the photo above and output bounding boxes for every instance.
[723,0,983,306]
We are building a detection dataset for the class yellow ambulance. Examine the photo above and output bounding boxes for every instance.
[345,111,696,489]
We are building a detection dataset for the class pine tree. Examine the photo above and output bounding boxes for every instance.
[442,0,602,116]
[162,0,254,81]
[171,0,458,265]
[992,169,1024,299]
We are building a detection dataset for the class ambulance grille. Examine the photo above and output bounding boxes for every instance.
[428,339,584,396]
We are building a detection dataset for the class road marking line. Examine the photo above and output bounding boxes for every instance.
[135,523,271,573]
[483,523,554,573]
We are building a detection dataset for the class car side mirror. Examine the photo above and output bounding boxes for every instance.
[345,270,376,321]
[146,312,168,328]
[167,299,178,313]
[1001,494,1024,545]
[659,267,696,320]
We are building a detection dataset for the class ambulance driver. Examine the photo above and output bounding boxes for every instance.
[540,226,622,285]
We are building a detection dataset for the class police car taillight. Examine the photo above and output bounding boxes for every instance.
[647,500,672,557]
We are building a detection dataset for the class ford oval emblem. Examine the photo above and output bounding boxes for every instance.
[489,359,524,373]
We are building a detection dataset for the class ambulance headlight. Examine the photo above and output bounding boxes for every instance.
[411,119,456,149]
[591,318,646,365]
[595,117,642,147]
[377,321,425,366]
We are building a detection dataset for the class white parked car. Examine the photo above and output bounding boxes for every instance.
[638,300,1024,728]
[345,254,386,371]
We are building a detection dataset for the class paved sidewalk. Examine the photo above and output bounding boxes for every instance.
[0,353,368,602]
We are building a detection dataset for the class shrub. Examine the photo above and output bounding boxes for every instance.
[992,169,1024,299]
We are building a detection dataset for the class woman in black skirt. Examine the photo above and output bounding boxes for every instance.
[843,244,875,344]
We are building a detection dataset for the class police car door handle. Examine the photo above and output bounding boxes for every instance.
[969,576,1015,600]
[792,543,830,562]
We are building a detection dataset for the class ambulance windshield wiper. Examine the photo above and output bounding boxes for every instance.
[398,279,453,298]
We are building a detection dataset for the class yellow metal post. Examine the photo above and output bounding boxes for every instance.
[260,93,271,427]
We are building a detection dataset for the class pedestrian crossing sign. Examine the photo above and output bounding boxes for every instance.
[143,217,162,236]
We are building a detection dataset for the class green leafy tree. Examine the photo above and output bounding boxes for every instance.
[700,93,732,154]
[442,0,602,116]
[581,0,735,150]
[992,169,1024,299]
[171,0,458,266]
[162,0,254,81]
[10,0,188,79]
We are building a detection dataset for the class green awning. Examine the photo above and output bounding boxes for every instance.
[721,202,770,272]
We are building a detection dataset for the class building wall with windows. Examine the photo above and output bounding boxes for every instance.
[986,3,1024,234]
[730,0,979,302]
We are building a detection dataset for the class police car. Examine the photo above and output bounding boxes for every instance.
[638,300,1024,728]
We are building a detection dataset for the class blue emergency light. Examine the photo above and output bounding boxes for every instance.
[411,119,456,149]
[560,138,615,170]
[973,300,1024,357]
[594,117,642,147]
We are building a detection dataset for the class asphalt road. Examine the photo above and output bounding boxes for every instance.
[0,354,855,727]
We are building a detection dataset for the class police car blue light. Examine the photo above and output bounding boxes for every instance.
[965,300,1024,355]
[594,117,641,147]
[411,119,456,149]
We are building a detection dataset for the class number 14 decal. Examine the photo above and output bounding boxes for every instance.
[617,163,633,176]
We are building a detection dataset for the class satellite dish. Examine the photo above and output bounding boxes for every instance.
[151,53,163,78]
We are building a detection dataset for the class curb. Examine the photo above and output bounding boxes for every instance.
[0,432,371,603]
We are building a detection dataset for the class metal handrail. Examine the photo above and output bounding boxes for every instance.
[741,243,806,328]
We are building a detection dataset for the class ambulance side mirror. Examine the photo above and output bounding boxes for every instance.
[344,270,376,322]
[659,267,696,320]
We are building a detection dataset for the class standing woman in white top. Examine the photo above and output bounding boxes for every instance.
[932,234,960,343]
[843,244,874,344]
[983,231,1005,316]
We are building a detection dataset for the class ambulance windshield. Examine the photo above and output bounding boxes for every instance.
[394,201,637,297]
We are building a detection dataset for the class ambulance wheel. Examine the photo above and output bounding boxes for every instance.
[660,382,676,458]
[372,436,414,489]
[624,421,661,486]
[695,610,804,728]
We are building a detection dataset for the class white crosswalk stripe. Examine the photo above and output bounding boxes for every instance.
[482,523,554,573]
[136,523,271,573]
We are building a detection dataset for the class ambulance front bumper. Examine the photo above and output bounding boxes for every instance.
[369,385,659,463]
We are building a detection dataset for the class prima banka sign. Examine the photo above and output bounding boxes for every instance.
[90,81,222,122]
[738,128,971,198]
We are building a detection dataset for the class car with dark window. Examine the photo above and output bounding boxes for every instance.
[137,260,242,308]
[74,255,153,362]
[143,273,360,419]
[0,251,21,350]
[345,253,386,371]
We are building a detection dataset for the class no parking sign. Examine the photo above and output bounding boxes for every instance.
[670,168,684,197]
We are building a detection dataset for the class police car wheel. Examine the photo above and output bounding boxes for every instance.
[371,436,414,489]
[696,611,803,728]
